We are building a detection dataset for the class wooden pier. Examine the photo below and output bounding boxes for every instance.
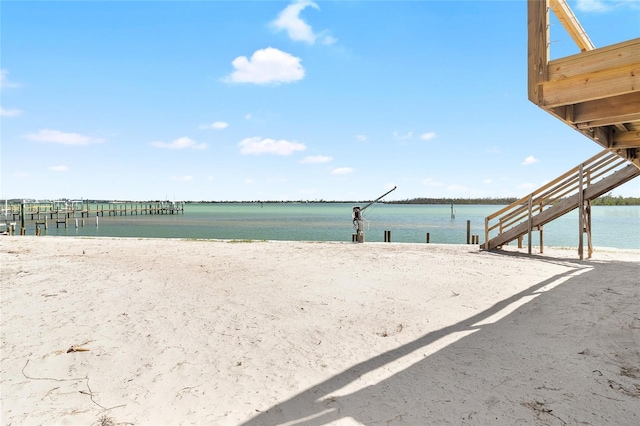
[3,201,184,232]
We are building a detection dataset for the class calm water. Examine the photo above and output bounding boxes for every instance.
[12,203,640,249]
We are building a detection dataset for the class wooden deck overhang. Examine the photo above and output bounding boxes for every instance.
[528,0,640,169]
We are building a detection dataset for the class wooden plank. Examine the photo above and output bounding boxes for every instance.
[528,0,549,105]
[542,63,640,107]
[549,0,594,52]
[572,92,640,125]
[548,38,640,81]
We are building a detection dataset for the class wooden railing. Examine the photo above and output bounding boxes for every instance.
[484,150,637,254]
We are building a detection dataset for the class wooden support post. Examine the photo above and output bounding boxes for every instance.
[384,230,391,242]
[527,195,533,254]
[426,232,430,243]
[586,199,593,258]
[484,217,489,249]
[36,226,41,236]
[578,164,585,260]
[20,203,25,234]
[539,226,544,254]
[466,220,471,244]
[586,169,593,259]
[528,0,549,104]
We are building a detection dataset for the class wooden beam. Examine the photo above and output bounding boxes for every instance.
[548,38,640,82]
[575,113,640,129]
[549,0,594,52]
[572,92,640,125]
[542,63,640,107]
[612,130,640,148]
[528,0,549,105]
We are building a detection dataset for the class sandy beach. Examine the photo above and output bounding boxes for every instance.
[1,236,638,425]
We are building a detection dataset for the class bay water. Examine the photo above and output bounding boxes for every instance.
[22,203,640,250]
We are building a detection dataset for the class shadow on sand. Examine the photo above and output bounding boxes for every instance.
[243,254,640,425]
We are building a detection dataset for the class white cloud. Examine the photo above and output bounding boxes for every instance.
[271,0,319,44]
[244,178,255,184]
[239,136,306,156]
[150,137,207,150]
[486,146,501,154]
[420,132,436,141]
[421,178,443,187]
[0,69,19,89]
[300,155,332,164]
[245,113,252,120]
[355,134,367,142]
[321,35,338,45]
[576,0,611,12]
[482,178,492,184]
[393,131,413,140]
[172,175,193,182]
[0,107,22,117]
[199,121,228,130]
[226,48,304,85]
[14,171,30,178]
[332,167,353,175]
[24,129,104,145]
[48,165,68,172]
[522,155,538,166]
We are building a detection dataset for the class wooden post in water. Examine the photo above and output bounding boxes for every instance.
[384,230,391,242]
[426,232,430,243]
[466,220,470,244]
[20,203,25,235]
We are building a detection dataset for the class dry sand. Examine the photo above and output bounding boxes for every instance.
[1,236,639,425]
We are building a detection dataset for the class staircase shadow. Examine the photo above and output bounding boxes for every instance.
[242,258,640,425]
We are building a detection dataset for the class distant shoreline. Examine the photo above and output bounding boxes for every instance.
[4,196,640,206]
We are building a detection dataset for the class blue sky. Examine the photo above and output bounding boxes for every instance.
[1,0,639,201]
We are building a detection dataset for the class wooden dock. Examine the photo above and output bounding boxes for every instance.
[2,201,184,234]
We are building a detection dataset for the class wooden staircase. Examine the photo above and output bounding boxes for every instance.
[483,1,640,258]
[483,150,640,258]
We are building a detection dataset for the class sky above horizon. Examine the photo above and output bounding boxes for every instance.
[2,0,639,201]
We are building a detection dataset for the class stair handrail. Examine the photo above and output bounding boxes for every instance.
[484,149,629,248]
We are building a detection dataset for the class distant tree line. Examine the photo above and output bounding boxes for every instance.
[6,195,639,205]
[591,193,640,206]
[388,197,519,205]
